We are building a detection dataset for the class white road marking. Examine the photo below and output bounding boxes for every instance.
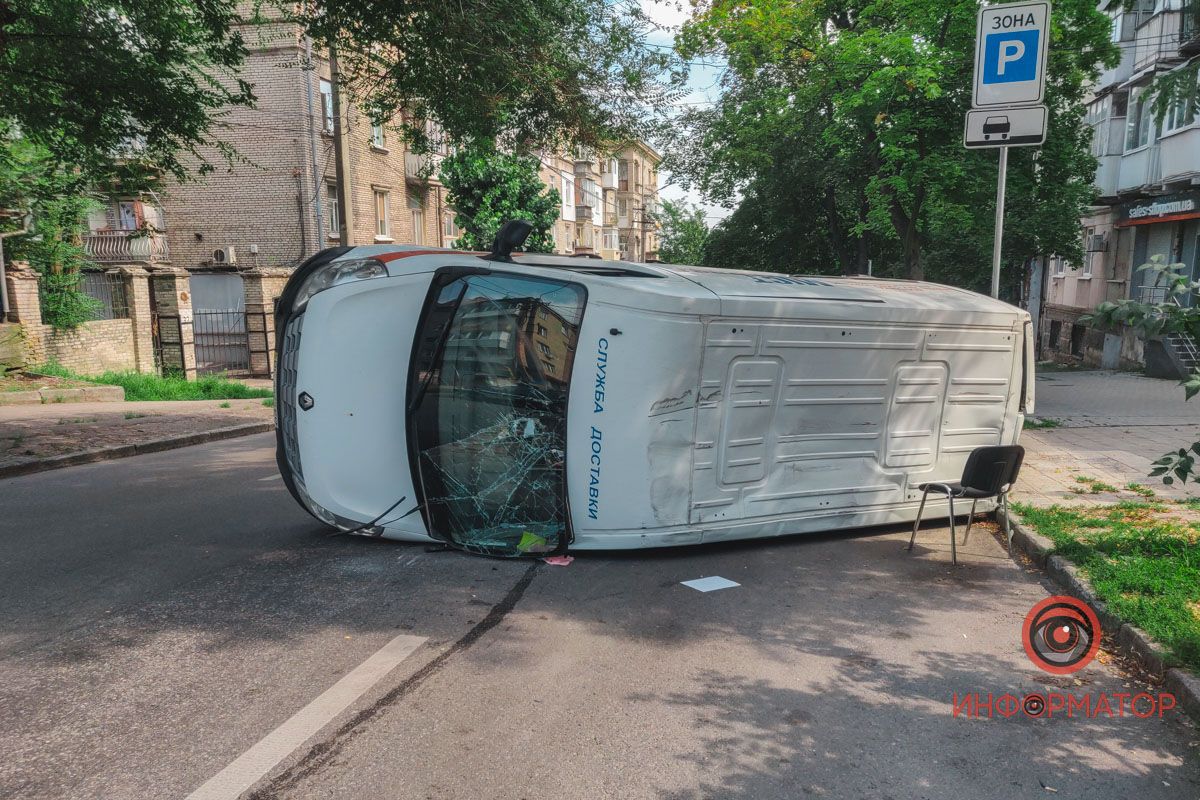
[184,633,427,800]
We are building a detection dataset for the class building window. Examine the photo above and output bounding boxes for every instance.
[326,183,339,239]
[1081,227,1095,276]
[1125,86,1154,151]
[319,79,334,133]
[442,212,457,245]
[1163,91,1196,134]
[371,123,386,149]
[536,324,548,337]
[374,189,390,239]
[1070,324,1085,357]
[408,194,425,245]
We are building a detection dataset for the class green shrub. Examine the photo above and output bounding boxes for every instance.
[36,363,272,402]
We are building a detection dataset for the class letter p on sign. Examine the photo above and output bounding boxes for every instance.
[983,29,1039,83]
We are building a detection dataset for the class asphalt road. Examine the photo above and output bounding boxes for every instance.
[1,434,1197,799]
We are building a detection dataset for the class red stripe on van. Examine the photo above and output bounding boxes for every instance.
[374,249,486,263]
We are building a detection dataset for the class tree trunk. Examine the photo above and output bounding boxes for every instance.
[904,229,923,281]
[824,185,853,276]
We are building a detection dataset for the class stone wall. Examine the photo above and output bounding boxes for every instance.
[4,261,157,377]
[24,319,139,375]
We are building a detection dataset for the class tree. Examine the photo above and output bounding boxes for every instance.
[670,0,1118,284]
[438,140,560,253]
[654,200,709,265]
[299,0,681,154]
[0,132,101,327]
[1087,258,1200,485]
[0,0,253,182]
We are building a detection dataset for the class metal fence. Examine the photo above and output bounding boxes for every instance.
[193,309,250,375]
[38,270,130,321]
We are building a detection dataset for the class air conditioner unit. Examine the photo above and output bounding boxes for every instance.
[212,246,237,265]
[1086,233,1108,253]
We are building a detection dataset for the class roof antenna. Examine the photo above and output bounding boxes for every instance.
[488,219,532,263]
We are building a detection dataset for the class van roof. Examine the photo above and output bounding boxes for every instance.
[343,245,1023,317]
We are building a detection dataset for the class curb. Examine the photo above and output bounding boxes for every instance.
[0,421,275,480]
[998,506,1200,723]
[0,385,126,405]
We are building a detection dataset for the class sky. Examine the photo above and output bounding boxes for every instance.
[639,0,733,226]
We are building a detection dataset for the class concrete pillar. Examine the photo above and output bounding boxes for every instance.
[149,267,196,379]
[117,265,156,374]
[4,261,42,326]
[241,267,291,378]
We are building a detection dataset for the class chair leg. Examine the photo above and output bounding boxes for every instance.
[961,498,979,544]
[948,495,958,565]
[908,487,931,552]
[1002,492,1012,552]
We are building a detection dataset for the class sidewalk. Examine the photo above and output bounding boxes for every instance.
[0,399,274,474]
[1015,370,1200,509]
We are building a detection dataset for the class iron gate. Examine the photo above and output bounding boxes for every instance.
[193,309,251,375]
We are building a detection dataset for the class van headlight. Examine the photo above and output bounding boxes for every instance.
[293,258,387,313]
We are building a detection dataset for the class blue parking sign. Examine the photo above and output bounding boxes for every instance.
[973,2,1050,107]
[983,29,1040,84]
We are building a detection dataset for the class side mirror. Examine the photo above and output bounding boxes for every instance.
[488,219,533,262]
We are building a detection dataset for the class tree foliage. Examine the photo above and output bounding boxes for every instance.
[0,0,253,182]
[1087,257,1200,485]
[300,0,683,154]
[654,200,709,265]
[0,133,101,328]
[438,141,561,253]
[670,0,1117,284]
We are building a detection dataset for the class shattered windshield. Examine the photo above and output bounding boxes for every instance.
[408,271,586,556]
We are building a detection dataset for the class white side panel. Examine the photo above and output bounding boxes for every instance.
[691,319,1019,526]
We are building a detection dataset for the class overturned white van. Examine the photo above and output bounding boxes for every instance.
[275,239,1033,556]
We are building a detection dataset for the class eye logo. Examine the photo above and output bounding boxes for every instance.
[1022,596,1101,674]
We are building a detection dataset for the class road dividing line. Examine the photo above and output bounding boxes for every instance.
[184,633,426,800]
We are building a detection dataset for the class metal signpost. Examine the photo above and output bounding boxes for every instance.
[967,1,1051,298]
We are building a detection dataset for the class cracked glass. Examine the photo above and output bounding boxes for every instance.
[409,272,585,556]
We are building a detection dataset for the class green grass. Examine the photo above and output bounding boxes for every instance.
[1035,361,1087,373]
[1073,474,1120,494]
[261,397,274,408]
[36,364,272,402]
[218,401,231,408]
[1013,501,1200,671]
[1024,417,1063,430]
[1175,497,1200,510]
[1126,483,1157,499]
[124,411,147,420]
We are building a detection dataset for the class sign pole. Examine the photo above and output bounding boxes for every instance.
[990,145,1008,299]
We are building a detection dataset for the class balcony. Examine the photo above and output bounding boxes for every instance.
[601,172,616,189]
[1097,44,1135,89]
[575,205,593,222]
[1159,126,1200,184]
[1095,154,1122,197]
[1182,5,1200,55]
[405,151,442,183]
[1117,143,1162,193]
[1134,10,1185,72]
[83,229,169,264]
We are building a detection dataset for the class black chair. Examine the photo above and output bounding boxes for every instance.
[907,445,1025,565]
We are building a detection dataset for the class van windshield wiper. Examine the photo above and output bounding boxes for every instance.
[407,280,469,415]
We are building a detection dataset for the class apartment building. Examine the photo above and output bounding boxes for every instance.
[83,9,454,276]
[1042,0,1199,374]
[540,141,661,262]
